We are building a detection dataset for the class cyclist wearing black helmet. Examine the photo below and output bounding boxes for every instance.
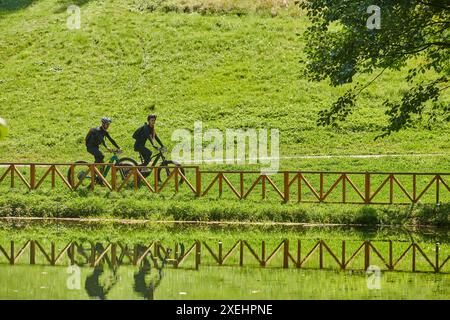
[85,117,121,164]
[132,115,164,166]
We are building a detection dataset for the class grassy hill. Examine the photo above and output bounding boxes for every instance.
[0,0,449,225]
[1,0,449,172]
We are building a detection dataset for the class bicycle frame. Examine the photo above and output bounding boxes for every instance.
[138,150,167,167]
[150,151,166,167]
[99,154,120,178]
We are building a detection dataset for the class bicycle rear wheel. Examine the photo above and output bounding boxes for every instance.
[67,161,91,187]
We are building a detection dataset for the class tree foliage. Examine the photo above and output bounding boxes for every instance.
[299,0,450,137]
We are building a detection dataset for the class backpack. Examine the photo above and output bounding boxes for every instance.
[132,125,145,140]
[85,128,95,146]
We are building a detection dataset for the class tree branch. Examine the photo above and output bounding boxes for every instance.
[415,0,450,11]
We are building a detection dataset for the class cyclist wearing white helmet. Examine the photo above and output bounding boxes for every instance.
[85,117,121,164]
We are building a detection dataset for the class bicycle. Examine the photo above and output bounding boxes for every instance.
[117,146,185,185]
[67,150,135,187]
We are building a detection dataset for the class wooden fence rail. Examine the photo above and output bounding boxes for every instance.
[0,239,449,273]
[1,163,450,204]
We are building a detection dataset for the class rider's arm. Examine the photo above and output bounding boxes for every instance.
[147,127,162,148]
[148,137,158,149]
[154,133,164,147]
[105,131,120,150]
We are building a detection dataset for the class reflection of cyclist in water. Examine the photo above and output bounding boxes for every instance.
[133,245,169,300]
[77,243,121,300]
[85,265,119,300]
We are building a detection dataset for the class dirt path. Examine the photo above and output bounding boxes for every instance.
[0,153,446,167]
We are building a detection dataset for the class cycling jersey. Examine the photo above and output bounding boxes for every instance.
[86,126,120,149]
[133,123,163,148]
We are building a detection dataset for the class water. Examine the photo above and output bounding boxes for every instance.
[1,264,449,300]
[0,220,449,300]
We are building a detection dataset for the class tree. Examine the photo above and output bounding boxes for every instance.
[299,0,450,138]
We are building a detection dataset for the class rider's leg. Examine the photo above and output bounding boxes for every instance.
[87,147,105,184]
[135,146,152,166]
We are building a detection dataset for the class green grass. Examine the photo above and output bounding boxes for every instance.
[1,0,449,166]
[1,187,450,226]
[0,0,449,223]
[3,219,450,243]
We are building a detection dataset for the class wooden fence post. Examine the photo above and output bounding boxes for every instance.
[196,167,201,197]
[389,174,394,204]
[175,167,179,193]
[364,241,370,270]
[195,241,201,270]
[342,240,346,270]
[389,240,393,270]
[69,165,75,189]
[342,174,346,203]
[10,241,14,265]
[436,175,440,205]
[133,167,138,190]
[239,240,244,267]
[51,166,56,189]
[51,242,56,265]
[261,175,266,200]
[218,241,223,265]
[240,173,244,199]
[219,173,223,197]
[261,241,266,267]
[319,173,324,202]
[435,243,439,273]
[283,239,289,269]
[10,165,15,188]
[319,240,323,269]
[30,165,36,190]
[90,165,95,190]
[69,243,75,265]
[154,167,159,193]
[30,240,36,265]
[365,173,371,204]
[283,172,289,203]
[111,166,117,191]
[111,243,117,267]
[90,243,96,267]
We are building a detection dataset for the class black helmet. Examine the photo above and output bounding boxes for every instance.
[101,117,112,124]
[147,114,157,121]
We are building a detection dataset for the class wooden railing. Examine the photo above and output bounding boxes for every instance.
[1,239,449,273]
[0,163,449,204]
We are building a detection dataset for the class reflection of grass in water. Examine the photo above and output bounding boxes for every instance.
[1,222,449,273]
[1,220,450,245]
[0,264,449,300]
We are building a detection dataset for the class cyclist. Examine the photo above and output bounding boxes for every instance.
[132,115,165,166]
[85,117,121,165]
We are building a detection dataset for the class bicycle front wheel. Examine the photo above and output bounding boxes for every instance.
[115,157,138,187]
[157,160,185,185]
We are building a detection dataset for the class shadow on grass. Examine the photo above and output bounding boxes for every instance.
[53,0,96,14]
[0,0,96,14]
[0,0,37,11]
